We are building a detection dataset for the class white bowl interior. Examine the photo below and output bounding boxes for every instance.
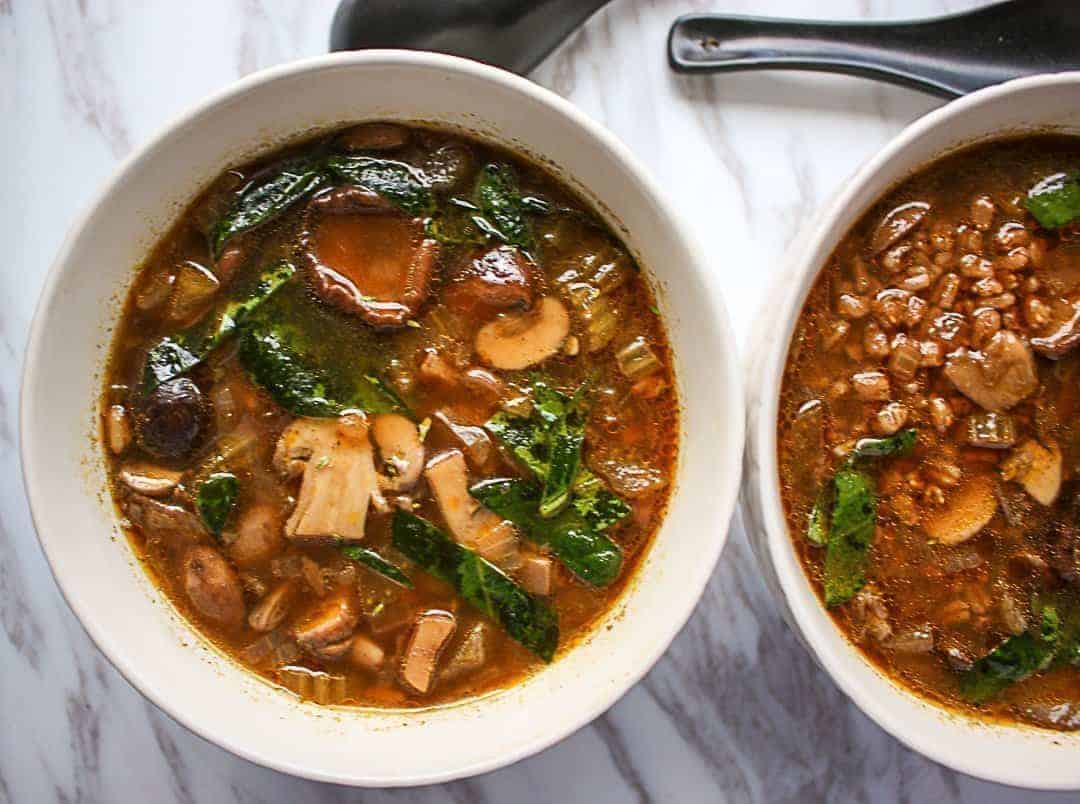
[746,73,1080,790]
[21,53,744,786]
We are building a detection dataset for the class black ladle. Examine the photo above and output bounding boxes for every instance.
[331,0,1080,98]
[329,0,611,76]
[671,0,1080,98]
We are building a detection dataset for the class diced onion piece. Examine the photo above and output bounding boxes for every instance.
[925,474,997,545]
[442,623,488,682]
[471,521,522,571]
[616,337,662,380]
[167,261,220,325]
[519,555,554,596]
[134,264,175,313]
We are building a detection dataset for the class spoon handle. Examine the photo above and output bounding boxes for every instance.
[668,1,1080,98]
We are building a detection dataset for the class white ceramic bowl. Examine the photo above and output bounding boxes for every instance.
[744,72,1080,790]
[21,52,744,786]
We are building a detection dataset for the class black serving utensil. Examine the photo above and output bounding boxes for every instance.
[329,0,611,75]
[669,0,1080,98]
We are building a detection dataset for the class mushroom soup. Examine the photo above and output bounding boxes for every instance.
[779,136,1080,730]
[102,123,678,707]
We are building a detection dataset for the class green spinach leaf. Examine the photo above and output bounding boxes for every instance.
[142,260,297,391]
[237,322,404,417]
[211,162,326,257]
[473,163,532,249]
[391,510,559,660]
[470,478,622,587]
[197,472,238,536]
[823,467,877,606]
[341,545,413,588]
[850,428,917,460]
[960,606,1061,703]
[324,155,434,216]
[571,469,631,533]
[1025,172,1080,229]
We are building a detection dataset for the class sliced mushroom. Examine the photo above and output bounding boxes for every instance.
[1002,439,1063,506]
[943,330,1038,411]
[273,415,384,543]
[870,201,930,255]
[308,637,355,662]
[1032,297,1080,360]
[475,296,570,370]
[444,246,535,317]
[305,211,436,328]
[181,545,246,629]
[337,122,410,152]
[424,450,520,566]
[925,474,998,545]
[228,503,285,568]
[121,494,208,553]
[292,592,360,648]
[371,413,424,492]
[401,610,456,694]
[118,462,182,498]
[106,405,132,455]
[248,580,297,632]
[431,411,492,469]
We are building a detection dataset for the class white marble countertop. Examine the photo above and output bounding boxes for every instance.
[3,0,1076,801]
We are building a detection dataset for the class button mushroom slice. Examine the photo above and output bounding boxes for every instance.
[475,296,571,370]
[292,592,361,649]
[444,246,535,317]
[869,201,930,255]
[304,211,436,329]
[943,329,1039,411]
[248,580,297,632]
[1032,297,1080,360]
[274,415,385,543]
[1002,439,1063,506]
[308,637,355,662]
[371,413,425,492]
[401,610,457,694]
[117,462,183,498]
[925,474,998,545]
[424,450,521,567]
[181,545,246,629]
[441,622,488,681]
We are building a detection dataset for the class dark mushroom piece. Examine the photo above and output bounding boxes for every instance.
[444,246,535,318]
[336,122,411,152]
[303,207,437,329]
[134,378,212,459]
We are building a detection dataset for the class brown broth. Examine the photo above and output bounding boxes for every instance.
[103,123,678,708]
[778,136,1080,731]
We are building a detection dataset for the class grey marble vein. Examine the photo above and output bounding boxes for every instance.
[5,0,1080,802]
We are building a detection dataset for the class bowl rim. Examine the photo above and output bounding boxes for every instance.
[19,49,745,786]
[751,70,1080,790]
